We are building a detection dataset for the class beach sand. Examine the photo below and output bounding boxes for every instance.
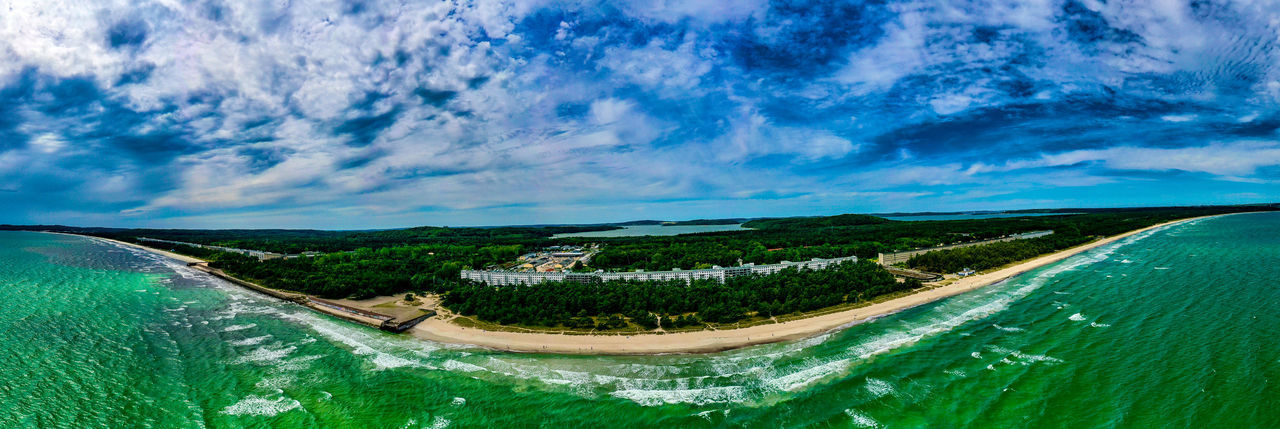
[408,215,1218,355]
[55,233,208,264]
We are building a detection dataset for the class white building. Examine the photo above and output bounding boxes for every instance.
[460,255,858,286]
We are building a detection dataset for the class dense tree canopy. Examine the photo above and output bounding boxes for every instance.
[443,260,911,329]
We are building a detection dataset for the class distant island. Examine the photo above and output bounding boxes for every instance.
[7,204,1273,354]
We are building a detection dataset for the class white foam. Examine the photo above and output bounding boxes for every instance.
[765,358,851,391]
[1090,322,1111,328]
[1154,267,1169,270]
[223,323,257,332]
[221,395,301,416]
[276,354,326,372]
[254,375,295,390]
[844,409,879,427]
[864,378,894,397]
[610,386,748,406]
[451,397,466,406]
[992,324,1024,332]
[233,346,296,364]
[1068,313,1086,322]
[371,353,419,370]
[230,335,272,346]
[987,346,1063,365]
[442,360,486,373]
[428,416,451,429]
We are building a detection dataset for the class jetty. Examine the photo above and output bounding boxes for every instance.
[186,262,434,333]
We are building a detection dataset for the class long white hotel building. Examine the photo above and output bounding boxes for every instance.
[460,255,858,286]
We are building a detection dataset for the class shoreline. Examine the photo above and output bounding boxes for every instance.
[46,232,407,331]
[42,213,1232,355]
[408,214,1227,355]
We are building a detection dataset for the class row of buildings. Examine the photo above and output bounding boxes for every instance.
[138,237,321,261]
[460,255,859,286]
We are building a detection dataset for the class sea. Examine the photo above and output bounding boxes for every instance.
[1,212,1276,428]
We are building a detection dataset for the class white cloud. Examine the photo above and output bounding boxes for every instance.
[998,141,1280,176]
[715,110,858,163]
[600,37,714,94]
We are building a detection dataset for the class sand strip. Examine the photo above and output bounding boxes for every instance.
[48,232,207,264]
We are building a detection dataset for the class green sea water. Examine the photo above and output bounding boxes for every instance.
[1,213,1277,428]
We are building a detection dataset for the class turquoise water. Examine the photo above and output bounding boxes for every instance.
[552,224,750,238]
[1,213,1277,427]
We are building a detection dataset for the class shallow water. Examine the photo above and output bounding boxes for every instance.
[1,213,1277,427]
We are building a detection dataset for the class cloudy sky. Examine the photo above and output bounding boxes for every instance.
[1,0,1278,228]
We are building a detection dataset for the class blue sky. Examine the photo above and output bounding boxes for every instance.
[0,0,1277,228]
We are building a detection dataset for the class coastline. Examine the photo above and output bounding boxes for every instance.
[46,213,1227,355]
[52,232,207,264]
[47,232,408,331]
[407,214,1224,355]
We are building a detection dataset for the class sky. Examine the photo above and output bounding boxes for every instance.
[1,0,1278,229]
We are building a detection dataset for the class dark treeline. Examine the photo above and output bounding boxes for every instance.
[193,243,521,298]
[443,260,913,329]
[903,207,1271,273]
[905,234,1091,273]
[0,225,616,254]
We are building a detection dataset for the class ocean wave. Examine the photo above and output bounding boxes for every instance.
[609,386,748,406]
[428,416,451,429]
[844,408,880,428]
[764,358,851,392]
[276,354,326,372]
[986,346,1063,365]
[221,395,301,416]
[992,324,1024,332]
[442,359,486,373]
[864,378,895,398]
[1068,313,1086,322]
[222,323,257,332]
[229,335,272,346]
[232,345,297,365]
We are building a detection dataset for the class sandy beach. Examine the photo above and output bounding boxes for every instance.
[408,214,1222,355]
[52,232,208,264]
